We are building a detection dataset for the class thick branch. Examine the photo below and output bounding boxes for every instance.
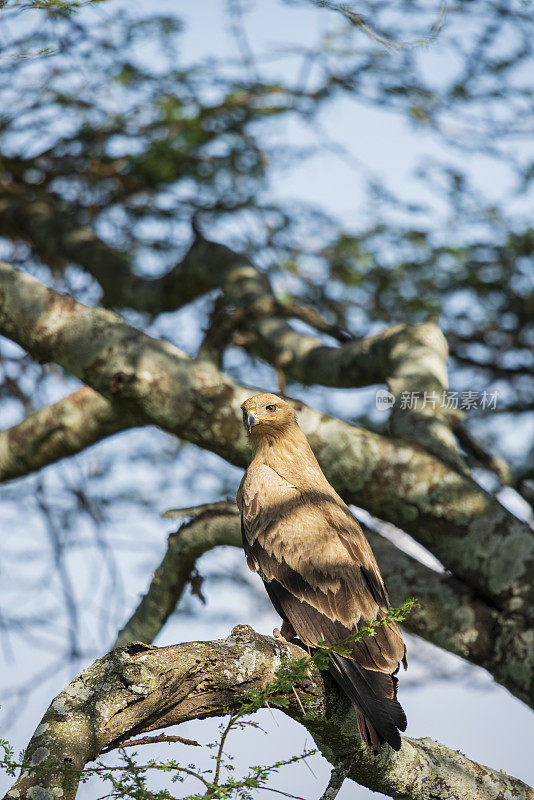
[0,387,127,481]
[0,263,532,625]
[3,627,531,800]
[114,502,531,705]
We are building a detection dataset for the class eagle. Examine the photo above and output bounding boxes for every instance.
[237,392,407,751]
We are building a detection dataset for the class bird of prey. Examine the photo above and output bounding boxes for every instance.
[237,392,407,751]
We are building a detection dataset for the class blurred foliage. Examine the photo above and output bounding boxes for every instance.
[0,1,530,412]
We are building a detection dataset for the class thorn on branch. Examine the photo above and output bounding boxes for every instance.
[291,684,306,716]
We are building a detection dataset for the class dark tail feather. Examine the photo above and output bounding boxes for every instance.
[355,708,383,752]
[329,653,406,752]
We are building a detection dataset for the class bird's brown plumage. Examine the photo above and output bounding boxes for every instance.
[237,392,407,751]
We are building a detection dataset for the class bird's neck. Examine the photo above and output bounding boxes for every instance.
[251,424,328,488]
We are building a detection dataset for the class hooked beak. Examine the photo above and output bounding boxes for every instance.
[245,409,258,433]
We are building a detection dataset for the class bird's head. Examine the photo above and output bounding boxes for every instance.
[241,393,297,438]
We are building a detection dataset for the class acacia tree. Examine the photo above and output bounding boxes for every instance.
[0,1,533,799]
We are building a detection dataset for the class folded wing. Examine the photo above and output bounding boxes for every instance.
[241,464,407,750]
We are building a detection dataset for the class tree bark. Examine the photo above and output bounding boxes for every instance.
[0,387,126,482]
[3,627,532,800]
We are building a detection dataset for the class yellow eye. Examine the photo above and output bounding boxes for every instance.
[265,404,276,412]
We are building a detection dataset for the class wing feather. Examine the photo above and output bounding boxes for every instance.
[246,535,404,672]
[241,465,405,672]
[240,461,407,750]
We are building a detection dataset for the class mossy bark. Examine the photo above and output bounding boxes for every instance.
[3,628,532,800]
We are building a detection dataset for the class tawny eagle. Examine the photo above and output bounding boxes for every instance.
[237,392,407,751]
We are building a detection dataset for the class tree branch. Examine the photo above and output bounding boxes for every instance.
[100,732,200,753]
[0,176,514,471]
[0,181,242,313]
[113,502,531,706]
[0,387,127,482]
[0,262,532,626]
[2,627,531,800]
[452,417,512,484]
